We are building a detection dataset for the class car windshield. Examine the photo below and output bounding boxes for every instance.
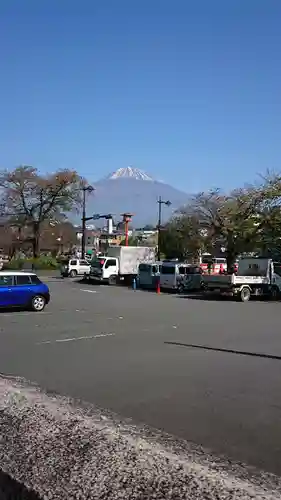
[186,266,201,274]
[161,266,176,275]
[91,258,105,268]
[139,264,151,273]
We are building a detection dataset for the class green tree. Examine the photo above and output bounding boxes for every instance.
[0,165,84,257]
[160,215,211,262]
[165,183,273,271]
[120,235,141,246]
[190,187,269,270]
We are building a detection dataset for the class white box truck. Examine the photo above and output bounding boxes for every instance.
[88,246,156,285]
[202,257,281,302]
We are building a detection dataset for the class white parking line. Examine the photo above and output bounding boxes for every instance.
[37,333,115,345]
[80,289,98,293]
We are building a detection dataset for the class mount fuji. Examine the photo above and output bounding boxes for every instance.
[86,167,190,228]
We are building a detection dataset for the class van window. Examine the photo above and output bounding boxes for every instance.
[186,266,201,275]
[274,263,281,277]
[161,265,175,275]
[139,264,150,273]
[152,265,158,274]
[178,266,186,275]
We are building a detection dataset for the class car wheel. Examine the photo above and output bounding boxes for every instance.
[69,270,77,278]
[31,295,46,312]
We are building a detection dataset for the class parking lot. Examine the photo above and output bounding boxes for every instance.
[1,277,281,475]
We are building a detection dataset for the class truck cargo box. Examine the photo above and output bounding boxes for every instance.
[107,246,155,275]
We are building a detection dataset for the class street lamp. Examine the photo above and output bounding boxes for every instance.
[81,185,94,258]
[157,196,171,261]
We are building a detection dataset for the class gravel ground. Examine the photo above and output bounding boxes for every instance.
[1,376,281,500]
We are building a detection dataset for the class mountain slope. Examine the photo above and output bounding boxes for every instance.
[86,167,190,228]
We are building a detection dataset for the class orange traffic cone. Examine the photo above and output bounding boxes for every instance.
[156,280,161,294]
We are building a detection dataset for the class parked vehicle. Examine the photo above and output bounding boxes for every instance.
[200,257,227,274]
[202,257,281,302]
[160,261,195,291]
[138,262,162,289]
[88,246,155,285]
[0,271,50,311]
[177,265,203,293]
[60,258,91,278]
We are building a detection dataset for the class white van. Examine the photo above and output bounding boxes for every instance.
[60,258,91,278]
[160,261,192,291]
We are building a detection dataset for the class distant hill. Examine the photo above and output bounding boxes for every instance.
[85,167,190,228]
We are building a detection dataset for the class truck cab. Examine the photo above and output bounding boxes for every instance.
[89,256,119,285]
[89,246,156,286]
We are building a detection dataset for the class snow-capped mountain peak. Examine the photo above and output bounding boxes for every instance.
[107,166,154,181]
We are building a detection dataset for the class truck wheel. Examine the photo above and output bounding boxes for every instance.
[108,275,117,286]
[271,286,279,300]
[239,287,251,302]
[69,270,77,278]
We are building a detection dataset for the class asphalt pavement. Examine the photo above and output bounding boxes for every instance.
[1,278,281,476]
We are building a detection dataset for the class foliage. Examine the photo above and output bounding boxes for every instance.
[0,224,13,253]
[251,173,281,259]
[120,236,140,246]
[162,174,281,270]
[160,215,210,262]
[4,258,24,270]
[183,187,265,270]
[4,256,59,270]
[0,165,84,258]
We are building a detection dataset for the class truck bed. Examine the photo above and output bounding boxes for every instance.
[203,274,269,289]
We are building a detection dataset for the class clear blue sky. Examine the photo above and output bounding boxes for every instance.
[0,0,280,193]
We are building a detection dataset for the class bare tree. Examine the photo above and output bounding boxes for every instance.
[0,166,84,257]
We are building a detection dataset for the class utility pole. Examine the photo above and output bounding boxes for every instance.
[81,185,94,258]
[157,196,171,261]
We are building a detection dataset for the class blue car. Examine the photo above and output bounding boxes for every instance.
[0,272,50,312]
